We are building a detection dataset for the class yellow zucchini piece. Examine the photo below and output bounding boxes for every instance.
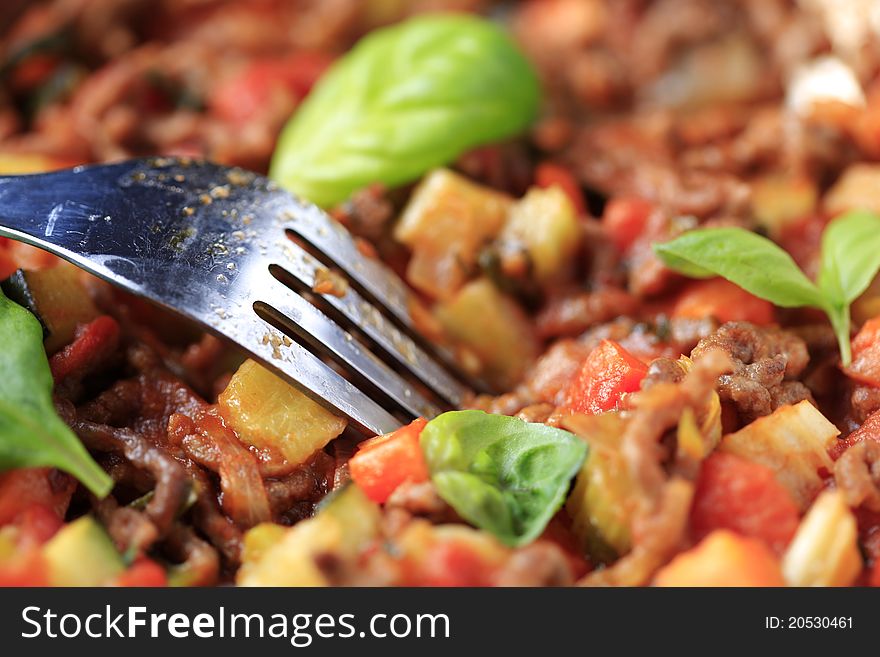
[0,152,73,174]
[434,278,538,389]
[677,390,722,461]
[237,484,380,586]
[42,516,125,587]
[496,185,582,284]
[719,400,838,509]
[781,490,862,587]
[2,262,99,353]
[218,359,347,468]
[564,413,633,563]
[824,164,880,215]
[751,174,817,236]
[0,527,16,562]
[394,169,512,300]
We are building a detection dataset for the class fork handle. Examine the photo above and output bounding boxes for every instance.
[0,160,146,263]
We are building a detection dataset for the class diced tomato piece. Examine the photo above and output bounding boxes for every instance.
[833,408,880,460]
[562,340,648,414]
[6,241,58,270]
[349,418,430,503]
[9,55,59,91]
[0,468,74,526]
[601,197,653,253]
[535,162,586,216]
[844,317,880,387]
[0,551,48,587]
[672,278,775,325]
[209,52,332,124]
[654,530,785,587]
[0,247,15,280]
[49,315,120,383]
[15,505,63,546]
[116,558,168,587]
[690,452,800,554]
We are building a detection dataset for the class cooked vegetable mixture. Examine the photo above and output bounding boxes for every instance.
[2,0,880,587]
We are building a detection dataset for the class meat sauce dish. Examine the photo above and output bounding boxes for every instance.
[2,0,880,587]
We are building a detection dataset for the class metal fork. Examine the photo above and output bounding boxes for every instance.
[0,157,480,435]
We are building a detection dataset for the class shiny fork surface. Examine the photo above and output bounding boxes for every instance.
[0,158,475,436]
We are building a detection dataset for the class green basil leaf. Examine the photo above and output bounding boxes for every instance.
[825,305,853,368]
[653,227,827,309]
[270,14,540,207]
[0,288,112,497]
[818,210,880,305]
[420,410,587,547]
[816,210,880,365]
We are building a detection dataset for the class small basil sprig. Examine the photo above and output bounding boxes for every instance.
[420,410,587,547]
[0,289,112,496]
[653,210,880,365]
[270,14,540,207]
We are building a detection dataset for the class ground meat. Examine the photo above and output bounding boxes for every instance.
[535,287,638,339]
[330,439,356,491]
[691,322,812,421]
[624,208,684,298]
[629,163,752,219]
[567,120,752,220]
[91,495,158,555]
[78,343,209,444]
[333,184,394,243]
[97,460,150,497]
[620,317,718,361]
[665,317,720,352]
[834,441,880,513]
[455,142,534,197]
[467,391,531,417]
[163,522,220,587]
[640,357,688,390]
[77,379,143,426]
[186,465,243,565]
[74,419,190,538]
[516,403,556,424]
[385,481,454,524]
[850,385,880,425]
[582,219,626,287]
[494,542,575,587]
[264,453,333,517]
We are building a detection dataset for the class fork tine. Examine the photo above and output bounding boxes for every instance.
[279,203,489,392]
[255,271,443,420]
[272,238,473,407]
[237,317,402,437]
[281,203,414,326]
